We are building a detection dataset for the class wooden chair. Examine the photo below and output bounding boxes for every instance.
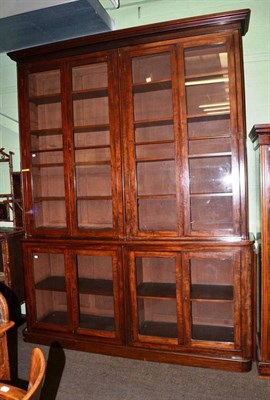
[0,347,46,400]
[0,292,14,381]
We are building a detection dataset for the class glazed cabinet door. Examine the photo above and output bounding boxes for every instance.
[71,247,124,343]
[19,63,69,236]
[182,35,243,237]
[121,33,246,239]
[68,53,123,237]
[182,250,241,350]
[23,244,72,332]
[127,250,183,348]
[121,46,182,238]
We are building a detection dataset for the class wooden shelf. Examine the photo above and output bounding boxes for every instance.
[139,321,177,339]
[31,162,64,168]
[187,113,230,120]
[75,160,110,167]
[137,282,176,299]
[30,129,62,136]
[33,197,65,202]
[134,118,173,128]
[79,314,114,332]
[185,70,228,80]
[31,148,63,154]
[29,93,61,105]
[188,152,232,159]
[39,311,68,326]
[73,124,110,133]
[78,278,113,296]
[35,276,66,292]
[192,324,234,342]
[133,79,172,93]
[72,87,108,100]
[75,144,110,151]
[135,139,174,146]
[77,196,112,201]
[190,284,233,301]
[190,193,233,198]
[137,194,176,200]
[136,156,175,163]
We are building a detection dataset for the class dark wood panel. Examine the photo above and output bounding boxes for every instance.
[192,324,234,342]
[139,321,178,338]
[79,314,115,332]
[78,278,113,296]
[190,284,233,301]
[137,282,176,299]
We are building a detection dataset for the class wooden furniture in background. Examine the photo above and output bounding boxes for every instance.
[8,9,253,372]
[0,347,46,400]
[0,293,15,381]
[249,124,270,377]
[0,228,25,307]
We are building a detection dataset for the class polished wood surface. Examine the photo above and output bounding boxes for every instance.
[249,124,270,377]
[0,348,46,400]
[0,293,15,381]
[10,10,253,372]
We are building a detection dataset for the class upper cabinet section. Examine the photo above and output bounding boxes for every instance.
[121,32,245,238]
[27,66,67,234]
[14,9,250,240]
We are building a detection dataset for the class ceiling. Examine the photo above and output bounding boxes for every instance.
[0,0,114,53]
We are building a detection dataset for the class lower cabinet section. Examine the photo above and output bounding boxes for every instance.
[22,239,253,371]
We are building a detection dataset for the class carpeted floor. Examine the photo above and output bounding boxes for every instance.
[7,323,270,400]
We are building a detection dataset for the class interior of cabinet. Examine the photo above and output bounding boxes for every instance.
[28,69,66,229]
[76,254,115,332]
[188,254,235,342]
[131,52,178,233]
[134,255,178,339]
[72,62,114,230]
[33,252,68,326]
[184,42,235,235]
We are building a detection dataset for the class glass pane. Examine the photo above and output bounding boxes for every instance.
[131,52,177,235]
[76,165,112,197]
[188,115,230,138]
[135,125,174,143]
[73,98,109,126]
[138,198,177,231]
[189,138,231,155]
[76,254,115,332]
[29,102,62,130]
[189,156,232,194]
[190,196,233,232]
[190,256,233,286]
[33,252,67,326]
[185,44,228,76]
[77,200,112,229]
[133,90,172,122]
[29,70,61,97]
[191,302,234,342]
[32,166,65,198]
[184,44,229,118]
[72,62,113,232]
[33,200,66,229]
[137,299,177,338]
[32,165,66,229]
[132,53,171,84]
[137,161,176,196]
[72,63,108,90]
